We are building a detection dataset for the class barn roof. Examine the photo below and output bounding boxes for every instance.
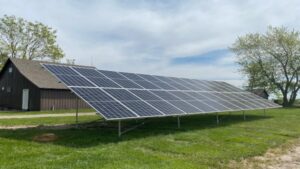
[248,89,269,97]
[4,58,94,90]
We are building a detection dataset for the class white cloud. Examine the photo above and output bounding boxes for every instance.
[0,0,300,87]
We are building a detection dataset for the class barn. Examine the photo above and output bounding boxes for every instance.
[0,58,90,111]
[248,89,269,99]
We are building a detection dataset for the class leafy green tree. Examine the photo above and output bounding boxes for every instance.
[231,26,300,107]
[0,15,64,68]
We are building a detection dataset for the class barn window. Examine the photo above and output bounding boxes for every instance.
[8,67,13,73]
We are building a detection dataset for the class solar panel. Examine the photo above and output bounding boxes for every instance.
[133,80,161,89]
[168,101,202,113]
[121,101,163,117]
[187,100,218,112]
[87,77,121,88]
[71,87,114,102]
[146,101,185,115]
[89,101,137,119]
[43,63,281,120]
[104,89,141,101]
[56,75,95,87]
[129,90,162,101]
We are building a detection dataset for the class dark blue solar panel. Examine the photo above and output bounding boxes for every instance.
[217,100,242,110]
[146,101,185,115]
[129,90,162,101]
[132,80,161,89]
[149,81,177,90]
[237,100,262,109]
[202,93,223,101]
[230,100,252,109]
[154,76,190,90]
[187,101,218,112]
[214,93,232,100]
[166,82,190,90]
[121,101,163,116]
[169,91,196,100]
[154,76,174,83]
[258,99,278,107]
[44,64,78,75]
[73,67,106,78]
[201,100,231,111]
[201,81,223,92]
[90,101,137,119]
[168,101,201,113]
[56,75,94,87]
[137,74,161,82]
[119,72,145,81]
[112,79,143,89]
[86,77,121,88]
[192,80,215,91]
[71,87,114,102]
[151,90,181,100]
[104,89,141,101]
[169,78,199,90]
[43,64,280,120]
[187,92,208,100]
[98,70,126,79]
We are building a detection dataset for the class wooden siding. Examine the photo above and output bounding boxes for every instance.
[0,61,40,110]
[40,89,90,110]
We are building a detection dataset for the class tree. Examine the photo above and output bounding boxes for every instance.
[231,26,300,107]
[0,15,64,68]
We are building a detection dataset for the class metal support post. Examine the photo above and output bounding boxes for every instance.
[216,112,219,125]
[118,120,121,138]
[243,111,246,120]
[76,97,79,126]
[264,109,266,116]
[177,116,180,129]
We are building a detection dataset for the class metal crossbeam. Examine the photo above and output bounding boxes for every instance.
[118,120,146,137]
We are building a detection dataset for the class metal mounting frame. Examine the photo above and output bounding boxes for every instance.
[118,120,146,137]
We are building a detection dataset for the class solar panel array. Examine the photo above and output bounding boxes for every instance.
[43,64,280,120]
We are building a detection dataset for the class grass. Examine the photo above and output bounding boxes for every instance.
[0,108,95,116]
[0,115,100,126]
[0,108,299,169]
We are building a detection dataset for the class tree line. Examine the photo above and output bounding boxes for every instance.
[0,15,64,68]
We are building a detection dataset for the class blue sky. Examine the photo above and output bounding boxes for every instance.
[1,0,300,87]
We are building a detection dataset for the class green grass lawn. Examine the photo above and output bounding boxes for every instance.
[0,114,100,126]
[0,108,95,116]
[0,108,299,169]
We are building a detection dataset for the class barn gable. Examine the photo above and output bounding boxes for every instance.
[0,58,91,111]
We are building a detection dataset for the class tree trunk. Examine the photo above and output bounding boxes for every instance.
[282,92,290,107]
[282,90,297,107]
[287,91,298,107]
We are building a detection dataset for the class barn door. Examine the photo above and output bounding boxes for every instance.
[22,89,29,110]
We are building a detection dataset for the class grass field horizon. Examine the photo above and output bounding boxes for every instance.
[0,108,299,168]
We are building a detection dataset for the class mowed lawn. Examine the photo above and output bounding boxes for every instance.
[0,108,299,169]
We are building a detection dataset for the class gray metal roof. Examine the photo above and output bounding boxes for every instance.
[9,58,94,89]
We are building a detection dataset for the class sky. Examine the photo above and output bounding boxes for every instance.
[0,0,300,87]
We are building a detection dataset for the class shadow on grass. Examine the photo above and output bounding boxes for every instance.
[0,113,270,148]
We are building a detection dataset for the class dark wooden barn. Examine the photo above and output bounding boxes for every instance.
[0,58,90,111]
[248,89,269,99]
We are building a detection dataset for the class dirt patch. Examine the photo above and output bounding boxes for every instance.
[33,133,59,142]
[228,138,300,169]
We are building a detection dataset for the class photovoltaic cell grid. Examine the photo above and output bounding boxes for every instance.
[42,64,281,120]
